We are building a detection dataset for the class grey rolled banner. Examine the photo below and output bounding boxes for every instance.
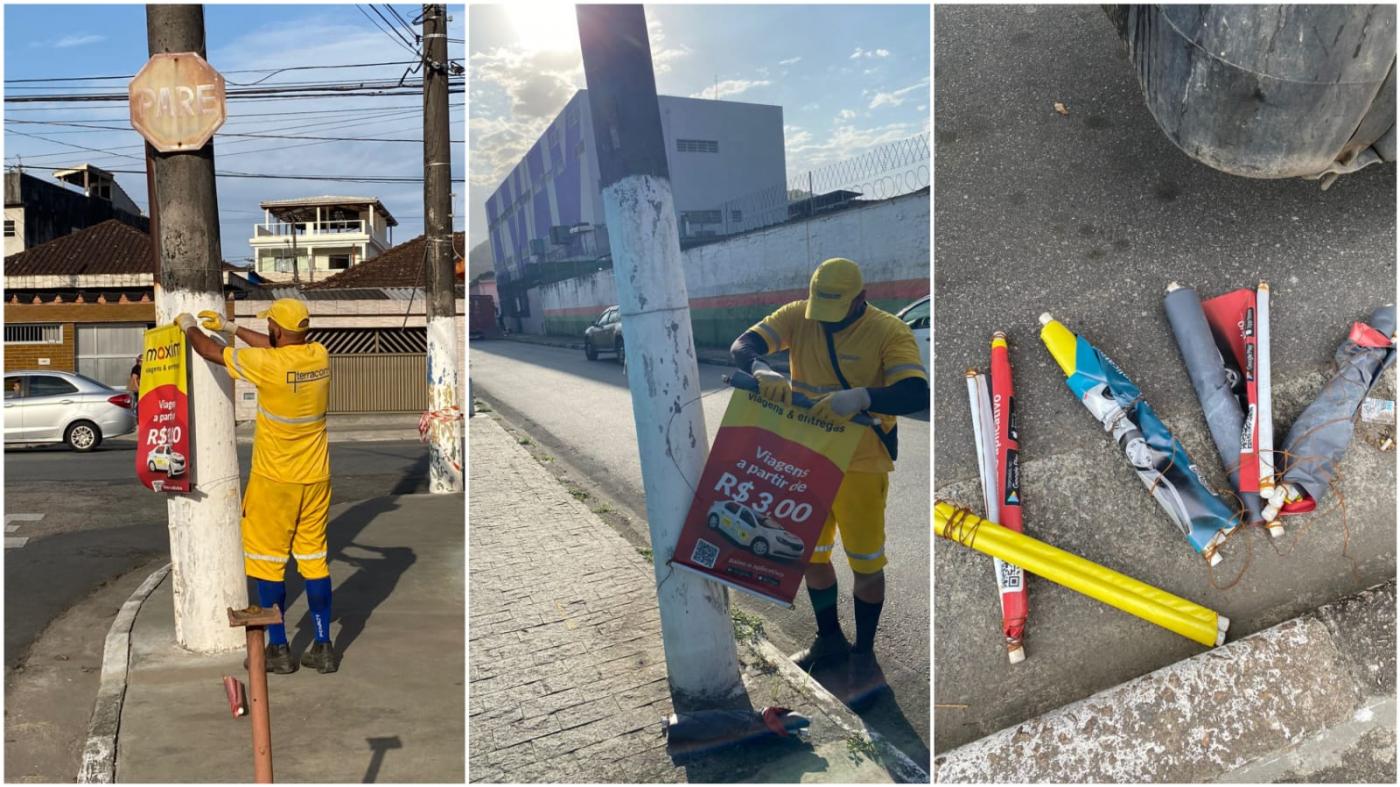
[1164,283,1263,523]
[1279,304,1397,504]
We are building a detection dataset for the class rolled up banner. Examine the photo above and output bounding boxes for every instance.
[1268,305,1397,517]
[965,369,1026,663]
[1040,314,1241,565]
[1256,283,1275,500]
[1200,288,1261,494]
[990,332,1028,663]
[1163,284,1265,525]
[935,501,1228,648]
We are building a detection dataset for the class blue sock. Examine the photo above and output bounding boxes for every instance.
[305,577,333,643]
[255,579,287,646]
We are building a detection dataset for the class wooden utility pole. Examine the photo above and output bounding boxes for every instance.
[144,3,246,652]
[422,3,463,493]
[577,4,743,704]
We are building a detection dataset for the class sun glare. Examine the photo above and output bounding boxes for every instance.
[505,3,580,54]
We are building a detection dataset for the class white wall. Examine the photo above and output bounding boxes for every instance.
[535,190,929,326]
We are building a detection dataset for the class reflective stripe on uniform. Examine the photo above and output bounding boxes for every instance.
[245,551,288,563]
[755,322,781,348]
[231,348,248,379]
[885,363,927,377]
[258,405,327,425]
[812,544,835,553]
[292,550,327,561]
[845,547,885,561]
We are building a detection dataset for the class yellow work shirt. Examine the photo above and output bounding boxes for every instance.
[223,343,331,484]
[750,301,927,473]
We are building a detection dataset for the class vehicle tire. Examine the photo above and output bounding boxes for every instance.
[708,514,720,529]
[750,538,769,557]
[615,338,625,367]
[585,339,598,361]
[148,461,157,472]
[66,420,101,452]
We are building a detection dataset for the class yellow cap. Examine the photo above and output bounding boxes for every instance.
[1038,314,1078,377]
[805,258,864,322]
[257,298,310,332]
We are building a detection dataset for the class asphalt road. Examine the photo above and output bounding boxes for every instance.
[470,340,932,767]
[933,5,1397,754]
[3,439,433,670]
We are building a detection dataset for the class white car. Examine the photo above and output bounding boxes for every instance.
[706,500,804,560]
[896,295,931,376]
[146,444,187,476]
[4,370,137,451]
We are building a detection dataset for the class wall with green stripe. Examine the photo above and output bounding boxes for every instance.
[536,190,929,348]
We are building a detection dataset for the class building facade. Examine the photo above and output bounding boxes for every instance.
[248,196,398,283]
[485,91,786,287]
[4,166,148,257]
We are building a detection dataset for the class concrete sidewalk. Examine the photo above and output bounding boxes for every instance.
[935,580,1397,783]
[469,414,906,783]
[483,333,790,372]
[112,493,464,783]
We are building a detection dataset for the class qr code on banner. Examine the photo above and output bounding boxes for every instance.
[691,539,720,569]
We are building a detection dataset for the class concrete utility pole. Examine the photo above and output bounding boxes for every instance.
[422,3,463,493]
[146,3,247,652]
[577,4,743,704]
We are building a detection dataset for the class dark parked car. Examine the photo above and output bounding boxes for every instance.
[584,305,624,364]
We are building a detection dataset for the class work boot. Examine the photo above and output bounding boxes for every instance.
[301,641,339,674]
[243,643,297,674]
[845,650,888,710]
[792,631,851,672]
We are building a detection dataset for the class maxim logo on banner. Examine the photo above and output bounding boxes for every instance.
[145,342,182,362]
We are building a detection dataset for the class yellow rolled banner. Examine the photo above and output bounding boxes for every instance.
[935,501,1227,647]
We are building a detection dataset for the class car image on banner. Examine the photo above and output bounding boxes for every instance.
[706,500,805,560]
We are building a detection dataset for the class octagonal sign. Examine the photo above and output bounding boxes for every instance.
[128,52,227,153]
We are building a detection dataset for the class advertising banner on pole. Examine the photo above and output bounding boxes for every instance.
[136,324,193,493]
[672,389,864,607]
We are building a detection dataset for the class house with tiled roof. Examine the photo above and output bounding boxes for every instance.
[248,195,398,283]
[227,232,466,419]
[3,219,253,386]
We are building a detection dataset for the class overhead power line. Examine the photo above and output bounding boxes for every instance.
[3,60,425,85]
[5,79,463,104]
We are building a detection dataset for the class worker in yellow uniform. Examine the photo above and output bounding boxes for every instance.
[176,299,336,674]
[731,258,928,703]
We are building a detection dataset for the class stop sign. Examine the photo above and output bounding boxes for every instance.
[128,52,227,153]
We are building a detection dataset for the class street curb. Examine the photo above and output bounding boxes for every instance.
[934,580,1398,783]
[78,562,171,784]
[748,637,928,783]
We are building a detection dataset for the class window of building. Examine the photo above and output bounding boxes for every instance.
[329,255,351,270]
[3,220,14,237]
[683,210,723,224]
[676,139,719,154]
[5,324,63,344]
[730,209,743,223]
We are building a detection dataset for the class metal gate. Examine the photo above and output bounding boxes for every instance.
[77,323,147,389]
[311,328,428,414]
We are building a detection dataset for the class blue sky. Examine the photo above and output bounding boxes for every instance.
[469,2,930,250]
[4,3,465,265]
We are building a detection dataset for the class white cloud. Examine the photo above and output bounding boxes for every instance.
[690,79,771,100]
[786,120,919,175]
[54,33,106,48]
[836,109,857,121]
[868,77,930,110]
[778,56,802,66]
[647,15,691,75]
[849,47,891,60]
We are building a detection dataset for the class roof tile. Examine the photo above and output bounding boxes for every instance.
[307,232,464,290]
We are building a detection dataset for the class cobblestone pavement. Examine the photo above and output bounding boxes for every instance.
[468,414,682,783]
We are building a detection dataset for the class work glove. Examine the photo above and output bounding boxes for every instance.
[751,361,792,406]
[174,313,198,332]
[199,310,236,341]
[810,388,871,423]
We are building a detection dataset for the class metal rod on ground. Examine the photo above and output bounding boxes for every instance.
[229,606,280,783]
[145,3,247,652]
[422,2,463,493]
[577,3,743,704]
